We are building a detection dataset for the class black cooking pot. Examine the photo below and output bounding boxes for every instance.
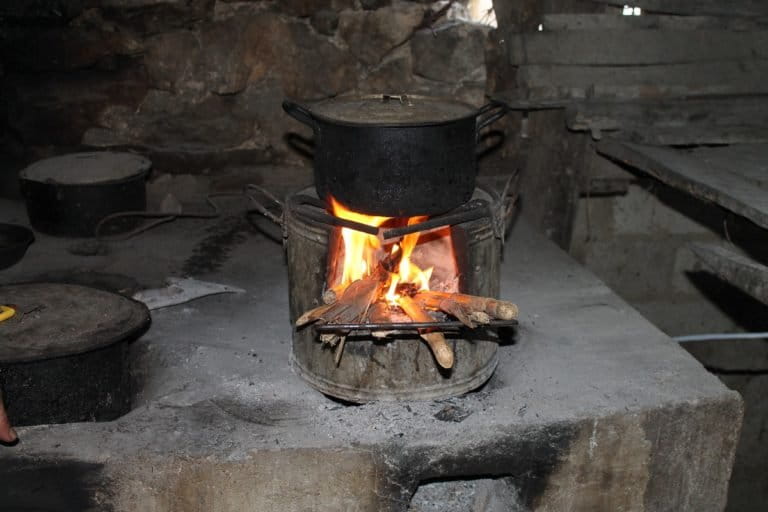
[19,152,151,237]
[283,94,508,216]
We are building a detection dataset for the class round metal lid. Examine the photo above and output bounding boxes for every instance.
[19,151,151,186]
[0,283,150,364]
[308,94,478,125]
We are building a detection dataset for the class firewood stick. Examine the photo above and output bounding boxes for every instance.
[398,295,454,369]
[301,245,401,325]
[296,302,341,327]
[437,299,476,328]
[469,311,491,324]
[414,291,518,320]
[323,278,381,362]
[322,284,344,305]
[368,302,401,338]
[332,277,381,321]
[320,333,340,346]
[297,276,382,327]
[334,336,347,365]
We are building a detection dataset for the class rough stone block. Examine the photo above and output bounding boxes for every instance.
[360,0,392,10]
[411,23,487,84]
[144,30,201,92]
[99,0,215,33]
[310,8,340,36]
[338,2,427,66]
[356,46,414,94]
[4,66,147,146]
[277,0,332,17]
[144,19,249,96]
[243,12,358,98]
[0,27,142,72]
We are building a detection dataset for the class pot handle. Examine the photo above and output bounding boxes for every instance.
[247,185,285,227]
[475,101,510,132]
[282,100,317,130]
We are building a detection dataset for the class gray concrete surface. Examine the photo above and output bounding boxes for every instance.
[0,198,742,511]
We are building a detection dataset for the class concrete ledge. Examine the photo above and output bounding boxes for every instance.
[0,200,742,511]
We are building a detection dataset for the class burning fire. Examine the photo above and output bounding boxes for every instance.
[304,197,473,370]
[329,198,436,306]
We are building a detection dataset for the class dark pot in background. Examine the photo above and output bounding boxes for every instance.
[19,152,151,237]
[283,94,508,217]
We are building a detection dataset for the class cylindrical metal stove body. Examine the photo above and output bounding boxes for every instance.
[286,187,501,402]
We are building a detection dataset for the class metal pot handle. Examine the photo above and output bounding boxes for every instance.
[247,185,284,226]
[282,100,317,130]
[475,101,510,132]
[247,185,288,245]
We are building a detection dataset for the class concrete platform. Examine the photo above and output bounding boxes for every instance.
[0,198,742,511]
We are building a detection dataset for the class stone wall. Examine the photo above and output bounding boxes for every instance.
[0,0,492,194]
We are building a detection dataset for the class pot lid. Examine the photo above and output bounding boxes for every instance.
[309,94,477,125]
[20,152,151,185]
[0,283,150,364]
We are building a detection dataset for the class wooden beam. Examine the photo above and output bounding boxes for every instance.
[541,13,768,31]
[589,0,768,17]
[518,61,768,101]
[596,139,768,230]
[508,30,768,65]
[565,97,768,145]
[690,243,768,306]
[518,110,587,250]
[613,126,768,146]
[567,97,768,131]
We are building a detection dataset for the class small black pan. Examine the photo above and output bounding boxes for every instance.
[0,224,34,270]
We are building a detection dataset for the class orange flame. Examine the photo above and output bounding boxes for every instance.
[330,198,434,303]
[330,197,389,287]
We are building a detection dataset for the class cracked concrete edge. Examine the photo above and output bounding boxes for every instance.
[0,391,741,512]
[119,395,741,511]
[396,393,743,512]
[106,448,401,512]
[642,393,744,512]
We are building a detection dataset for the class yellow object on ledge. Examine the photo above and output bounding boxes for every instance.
[0,305,15,323]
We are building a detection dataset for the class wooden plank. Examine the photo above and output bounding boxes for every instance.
[596,139,768,230]
[567,97,768,131]
[508,30,768,65]
[615,126,768,146]
[518,61,768,101]
[589,0,768,17]
[565,97,768,144]
[691,146,768,189]
[541,13,768,31]
[487,94,569,110]
[690,243,768,306]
